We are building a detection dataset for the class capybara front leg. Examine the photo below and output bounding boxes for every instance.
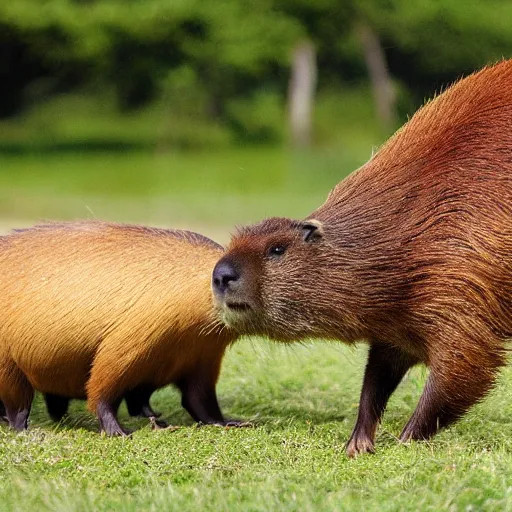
[5,405,32,431]
[0,359,34,431]
[400,342,503,443]
[125,386,167,429]
[181,384,246,427]
[346,344,418,457]
[179,374,244,427]
[179,377,225,424]
[86,341,147,435]
[178,354,244,426]
[97,400,130,436]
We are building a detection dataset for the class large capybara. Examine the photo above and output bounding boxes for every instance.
[0,221,240,435]
[212,59,512,456]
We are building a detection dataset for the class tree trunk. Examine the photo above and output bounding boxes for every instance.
[357,22,396,129]
[288,41,317,148]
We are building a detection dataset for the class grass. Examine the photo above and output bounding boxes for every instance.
[0,144,377,243]
[1,341,512,511]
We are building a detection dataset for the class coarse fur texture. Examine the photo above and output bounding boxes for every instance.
[0,221,238,435]
[213,59,512,456]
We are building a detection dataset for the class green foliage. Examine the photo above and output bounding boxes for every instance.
[2,0,512,144]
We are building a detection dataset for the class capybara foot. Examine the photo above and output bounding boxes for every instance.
[345,433,375,458]
[97,400,130,436]
[141,404,161,419]
[399,418,435,444]
[6,407,31,431]
[100,423,131,437]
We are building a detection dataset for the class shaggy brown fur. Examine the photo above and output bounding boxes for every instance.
[0,221,239,435]
[212,59,512,456]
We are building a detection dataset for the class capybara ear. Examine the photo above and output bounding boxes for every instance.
[301,220,324,242]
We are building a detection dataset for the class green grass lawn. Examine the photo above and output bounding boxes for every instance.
[1,146,511,510]
[0,144,376,241]
[1,341,512,511]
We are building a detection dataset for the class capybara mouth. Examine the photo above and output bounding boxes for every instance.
[225,302,251,312]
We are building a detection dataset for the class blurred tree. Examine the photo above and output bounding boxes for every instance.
[288,41,317,147]
[1,0,512,144]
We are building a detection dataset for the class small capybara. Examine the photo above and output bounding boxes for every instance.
[0,221,240,435]
[212,59,512,456]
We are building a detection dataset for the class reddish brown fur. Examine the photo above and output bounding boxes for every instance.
[213,59,512,455]
[0,221,238,434]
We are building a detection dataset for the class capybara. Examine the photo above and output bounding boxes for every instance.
[0,221,240,435]
[212,59,512,456]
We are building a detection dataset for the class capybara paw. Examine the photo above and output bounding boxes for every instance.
[345,434,375,458]
[149,416,168,429]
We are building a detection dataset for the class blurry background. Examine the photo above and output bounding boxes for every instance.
[1,0,511,241]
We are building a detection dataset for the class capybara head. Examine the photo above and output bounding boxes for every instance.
[212,216,362,341]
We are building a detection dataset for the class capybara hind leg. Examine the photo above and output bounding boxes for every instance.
[125,386,160,418]
[400,338,504,442]
[179,378,224,424]
[346,344,418,457]
[86,344,145,435]
[44,394,70,422]
[0,359,34,431]
[0,400,5,421]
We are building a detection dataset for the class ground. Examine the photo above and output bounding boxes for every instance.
[1,342,512,511]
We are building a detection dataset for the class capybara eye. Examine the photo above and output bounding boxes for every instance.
[268,245,286,257]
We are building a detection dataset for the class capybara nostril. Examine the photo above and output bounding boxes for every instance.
[212,260,239,295]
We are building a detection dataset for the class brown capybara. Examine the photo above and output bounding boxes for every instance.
[212,59,512,456]
[0,221,240,435]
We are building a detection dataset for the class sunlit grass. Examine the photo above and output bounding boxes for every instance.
[1,341,512,511]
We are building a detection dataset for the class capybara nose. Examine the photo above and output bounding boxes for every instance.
[212,260,239,295]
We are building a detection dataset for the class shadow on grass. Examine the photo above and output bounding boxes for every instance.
[9,388,351,436]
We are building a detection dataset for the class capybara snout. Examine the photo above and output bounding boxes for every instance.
[213,217,327,339]
[212,259,241,296]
